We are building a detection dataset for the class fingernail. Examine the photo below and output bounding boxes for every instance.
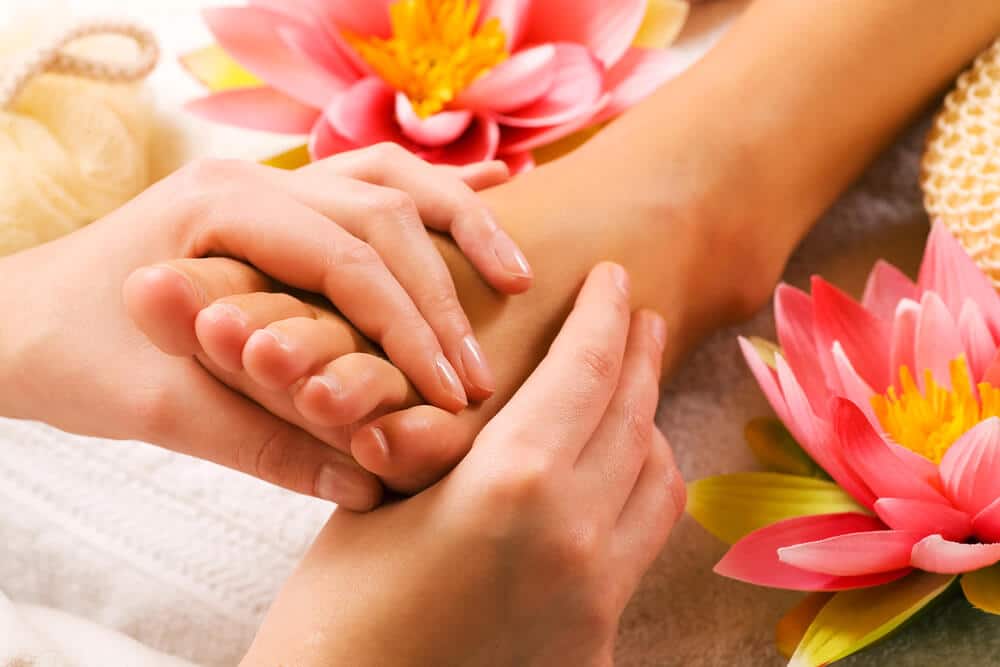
[203,302,246,326]
[436,353,468,408]
[315,461,376,509]
[493,231,532,279]
[648,313,667,350]
[610,263,629,296]
[308,373,341,398]
[253,328,289,350]
[461,334,496,394]
[353,426,390,469]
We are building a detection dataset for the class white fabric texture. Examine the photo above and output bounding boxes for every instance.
[1,1,998,666]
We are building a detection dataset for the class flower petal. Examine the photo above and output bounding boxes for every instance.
[497,98,608,154]
[417,116,500,165]
[394,94,473,147]
[889,299,919,390]
[959,299,997,381]
[457,44,557,113]
[494,43,603,128]
[911,534,1000,574]
[961,563,1000,614]
[774,285,830,417]
[715,514,910,591]
[180,44,261,92]
[834,398,949,505]
[778,530,922,576]
[812,276,891,392]
[789,571,955,666]
[523,0,648,67]
[862,260,918,323]
[633,0,689,49]
[776,593,834,660]
[327,77,409,147]
[939,417,1000,516]
[203,7,346,108]
[739,337,790,422]
[915,291,965,388]
[744,417,824,478]
[918,220,1000,337]
[308,115,357,161]
[592,47,685,124]
[314,0,393,37]
[687,472,865,545]
[185,86,320,134]
[479,0,533,49]
[973,496,1000,543]
[873,498,972,542]
[831,341,877,424]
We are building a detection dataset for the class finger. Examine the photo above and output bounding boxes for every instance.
[350,405,472,495]
[304,145,533,294]
[575,310,667,520]
[196,293,319,373]
[435,161,511,191]
[187,187,468,413]
[163,365,383,511]
[123,257,272,356]
[268,173,494,399]
[478,262,632,462]
[612,428,685,586]
[242,315,369,390]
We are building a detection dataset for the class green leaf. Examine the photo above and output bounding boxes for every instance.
[687,472,865,544]
[745,417,825,478]
[790,571,955,666]
[961,564,1000,614]
[776,593,834,659]
[749,336,781,370]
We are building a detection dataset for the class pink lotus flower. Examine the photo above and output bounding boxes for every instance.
[184,0,686,171]
[689,223,1000,664]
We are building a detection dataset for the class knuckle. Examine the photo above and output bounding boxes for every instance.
[178,157,248,190]
[335,240,382,267]
[372,190,420,225]
[542,523,602,573]
[577,346,618,383]
[369,141,408,165]
[483,451,552,506]
[621,401,654,449]
[241,425,298,486]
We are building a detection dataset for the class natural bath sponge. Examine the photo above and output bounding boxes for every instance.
[0,20,158,256]
[922,37,1000,286]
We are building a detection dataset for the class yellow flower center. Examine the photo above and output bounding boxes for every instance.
[871,356,1000,464]
[345,0,508,118]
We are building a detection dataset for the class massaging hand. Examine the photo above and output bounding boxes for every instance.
[242,263,686,667]
[0,144,530,510]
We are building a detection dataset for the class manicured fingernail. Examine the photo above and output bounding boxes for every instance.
[315,461,376,509]
[460,334,496,394]
[610,263,629,296]
[203,302,246,326]
[436,353,468,408]
[353,426,390,470]
[493,231,533,279]
[649,313,667,350]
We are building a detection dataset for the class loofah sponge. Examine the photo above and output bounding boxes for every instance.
[0,19,158,257]
[922,37,1000,286]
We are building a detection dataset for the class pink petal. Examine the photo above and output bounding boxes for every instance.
[911,534,1000,574]
[494,43,603,128]
[457,44,557,113]
[812,276,891,393]
[774,285,830,418]
[593,46,686,124]
[185,86,320,134]
[276,19,361,85]
[523,0,647,67]
[778,359,876,508]
[834,398,949,505]
[202,7,346,108]
[889,299,920,389]
[832,342,877,424]
[395,94,473,147]
[984,349,1000,387]
[959,299,997,381]
[874,498,972,542]
[497,99,608,154]
[862,260,918,323]
[939,418,1000,516]
[479,0,533,53]
[308,115,356,161]
[915,291,965,388]
[739,337,790,425]
[501,151,535,174]
[973,497,1000,543]
[918,221,1000,337]
[778,530,922,576]
[889,442,944,489]
[327,78,410,147]
[417,116,500,165]
[715,514,911,591]
[315,0,393,37]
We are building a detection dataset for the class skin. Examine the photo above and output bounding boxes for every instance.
[241,264,686,667]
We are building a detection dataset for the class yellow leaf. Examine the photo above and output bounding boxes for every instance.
[776,593,834,659]
[687,472,865,545]
[745,417,825,478]
[749,336,781,370]
[634,0,689,49]
[263,144,312,170]
[961,564,1000,615]
[790,572,955,666]
[180,44,261,92]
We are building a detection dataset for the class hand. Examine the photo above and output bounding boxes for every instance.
[242,264,686,667]
[0,145,529,510]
